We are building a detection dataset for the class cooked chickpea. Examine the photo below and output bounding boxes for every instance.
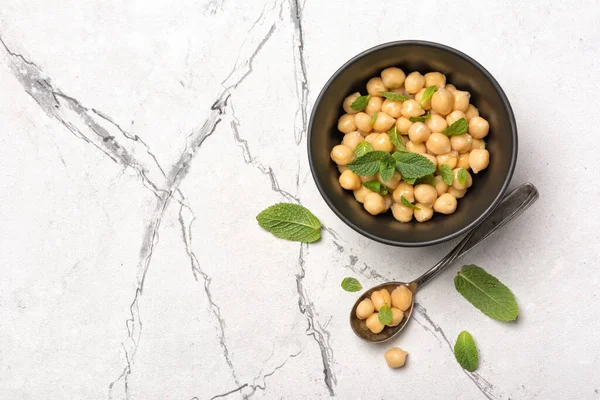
[437,151,458,169]
[391,87,408,96]
[450,133,472,153]
[425,132,451,155]
[360,174,376,183]
[434,175,448,196]
[366,313,385,334]
[337,114,357,134]
[379,171,402,190]
[446,110,466,126]
[355,112,373,133]
[471,138,486,150]
[414,203,433,222]
[338,170,361,190]
[434,193,458,214]
[343,92,361,114]
[364,192,386,215]
[366,77,387,97]
[414,184,438,207]
[356,298,375,320]
[453,90,471,112]
[424,72,446,88]
[381,67,406,88]
[395,117,412,134]
[448,187,467,199]
[388,308,404,327]
[469,149,490,173]
[422,153,438,167]
[408,122,431,144]
[353,185,373,203]
[431,88,454,115]
[445,84,457,94]
[391,285,413,311]
[364,132,378,144]
[330,144,354,165]
[452,168,473,190]
[384,347,408,368]
[372,112,396,132]
[465,104,479,121]
[391,203,413,222]
[414,88,432,110]
[468,116,489,139]
[393,182,414,203]
[337,165,347,174]
[404,71,425,94]
[425,114,448,133]
[383,194,393,212]
[371,133,394,152]
[371,289,392,311]
[400,99,425,118]
[457,153,470,169]
[406,141,427,154]
[381,99,403,118]
[365,96,383,116]
[342,131,364,150]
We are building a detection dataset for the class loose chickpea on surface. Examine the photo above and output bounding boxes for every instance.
[385,347,408,368]
[356,298,375,320]
[381,67,406,88]
[426,132,451,155]
[339,170,361,190]
[448,186,467,199]
[457,153,470,169]
[353,185,373,203]
[391,203,413,222]
[342,131,364,150]
[424,72,446,88]
[446,110,466,126]
[381,99,403,118]
[395,117,413,134]
[388,308,404,327]
[414,184,438,207]
[338,114,357,134]
[406,141,427,154]
[366,77,387,97]
[434,175,448,196]
[372,112,396,132]
[391,286,413,311]
[437,151,458,169]
[469,116,490,139]
[355,112,373,133]
[431,88,454,115]
[393,182,415,203]
[330,144,354,165]
[372,289,392,311]
[404,71,425,94]
[451,133,472,153]
[425,114,448,133]
[469,149,490,173]
[366,313,385,334]
[343,92,361,114]
[365,96,383,116]
[434,193,458,214]
[408,122,431,144]
[414,203,434,222]
[372,133,394,152]
[400,99,425,118]
[465,104,479,121]
[364,192,387,215]
[453,90,471,112]
[414,88,432,110]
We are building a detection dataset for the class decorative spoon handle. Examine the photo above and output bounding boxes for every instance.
[410,183,539,290]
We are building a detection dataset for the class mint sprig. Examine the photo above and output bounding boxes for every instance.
[442,118,468,136]
[369,112,378,126]
[392,152,437,179]
[341,277,362,292]
[378,305,393,325]
[363,181,389,195]
[354,141,373,158]
[388,127,408,152]
[256,203,321,243]
[409,112,431,123]
[350,95,370,111]
[420,85,437,107]
[401,195,420,210]
[454,331,479,372]
[438,164,454,185]
[415,174,436,186]
[346,151,395,177]
[403,177,416,185]
[380,91,409,101]
[457,168,468,186]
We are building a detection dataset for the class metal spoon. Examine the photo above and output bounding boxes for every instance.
[350,182,539,343]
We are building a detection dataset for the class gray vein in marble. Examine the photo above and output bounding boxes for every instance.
[288,0,309,145]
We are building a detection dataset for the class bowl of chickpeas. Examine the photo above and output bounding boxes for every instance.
[308,41,517,246]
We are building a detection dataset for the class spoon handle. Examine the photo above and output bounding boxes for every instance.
[411,182,539,290]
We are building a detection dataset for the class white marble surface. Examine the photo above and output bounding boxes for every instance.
[1,1,599,399]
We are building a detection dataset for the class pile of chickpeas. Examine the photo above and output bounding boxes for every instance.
[330,67,491,222]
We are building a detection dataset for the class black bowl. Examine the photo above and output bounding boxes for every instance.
[308,41,517,247]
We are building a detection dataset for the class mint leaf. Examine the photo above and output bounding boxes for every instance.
[363,180,388,195]
[457,168,468,186]
[379,159,396,182]
[442,118,468,136]
[378,305,393,325]
[416,174,435,186]
[401,195,420,210]
[454,331,479,372]
[392,152,437,179]
[409,112,431,123]
[454,265,519,322]
[350,95,370,111]
[347,151,393,177]
[354,141,373,158]
[403,177,416,185]
[439,164,453,185]
[420,85,437,107]
[380,91,409,101]
[341,277,362,292]
[388,127,408,152]
[369,112,378,126]
[256,203,321,243]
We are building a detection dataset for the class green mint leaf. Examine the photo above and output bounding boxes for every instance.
[388,127,408,152]
[392,152,437,179]
[403,177,416,185]
[454,265,519,322]
[416,174,436,186]
[378,305,393,325]
[420,85,437,107]
[454,331,479,372]
[350,95,370,111]
[369,112,378,126]
[401,195,420,210]
[439,164,454,185]
[256,203,321,243]
[354,141,373,158]
[379,160,396,182]
[363,180,388,195]
[457,168,468,186]
[442,118,468,137]
[380,91,409,101]
[409,112,431,123]
[347,151,392,177]
[341,277,362,292]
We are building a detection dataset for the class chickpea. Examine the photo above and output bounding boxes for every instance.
[453,90,471,112]
[408,122,431,144]
[425,132,451,155]
[425,114,448,133]
[342,131,364,150]
[337,165,348,174]
[434,175,448,196]
[452,168,473,190]
[400,99,425,118]
[371,289,391,311]
[414,88,432,110]
[437,151,458,169]
[379,171,402,190]
[395,117,413,134]
[330,144,354,165]
[343,92,361,114]
[385,347,408,368]
[457,153,470,169]
[406,141,427,154]
[381,99,403,118]
[364,192,386,215]
[365,96,383,116]
[471,138,486,150]
[366,77,387,97]
[391,203,413,222]
[431,88,454,115]
[388,307,404,327]
[448,187,467,199]
[364,133,379,144]
[353,185,373,203]
[414,184,438,207]
[434,193,458,214]
[404,71,425,94]
[391,87,408,96]
[383,194,393,212]
[338,114,357,134]
[372,133,394,152]
[450,133,472,153]
[391,285,413,311]
[372,112,396,132]
[468,116,489,139]
[356,298,375,320]
[469,149,490,173]
[360,174,376,183]
[338,170,361,190]
[445,84,457,94]
[465,104,479,121]
[393,182,415,203]
[422,153,438,167]
[446,110,466,126]
[424,72,446,88]
[355,112,373,133]
[414,203,434,222]
[366,313,385,334]
[381,67,406,89]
